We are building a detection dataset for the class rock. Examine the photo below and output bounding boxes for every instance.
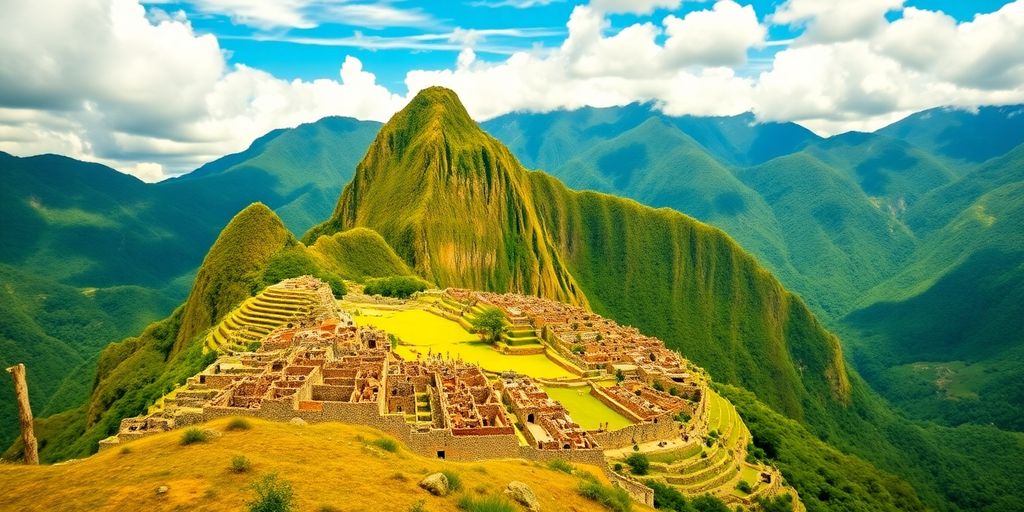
[419,472,450,496]
[289,417,307,426]
[505,481,540,511]
[156,485,169,496]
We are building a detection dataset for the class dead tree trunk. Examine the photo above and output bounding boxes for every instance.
[6,363,38,465]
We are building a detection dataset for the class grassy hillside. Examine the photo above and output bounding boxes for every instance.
[0,417,632,512]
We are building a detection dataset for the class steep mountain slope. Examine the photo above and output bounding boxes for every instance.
[878,104,1024,165]
[309,86,851,422]
[306,88,588,306]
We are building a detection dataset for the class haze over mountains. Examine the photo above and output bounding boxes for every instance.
[2,90,1023,511]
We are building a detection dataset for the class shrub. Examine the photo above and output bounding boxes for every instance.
[371,437,399,453]
[119,446,133,455]
[247,473,295,512]
[646,480,690,511]
[181,428,211,445]
[363,275,428,298]
[409,501,427,512]
[613,463,624,473]
[615,369,625,383]
[227,417,252,431]
[652,381,664,392]
[457,495,516,512]
[577,479,632,512]
[442,469,463,492]
[231,455,252,473]
[736,480,752,493]
[547,459,574,474]
[690,494,730,512]
[675,412,691,423]
[624,453,650,476]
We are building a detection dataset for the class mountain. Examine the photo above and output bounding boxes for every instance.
[482,105,820,172]
[308,87,851,423]
[878,105,1024,165]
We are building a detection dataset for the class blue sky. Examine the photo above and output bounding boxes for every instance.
[160,0,1015,91]
[2,0,1023,179]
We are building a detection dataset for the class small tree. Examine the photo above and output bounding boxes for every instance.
[624,453,650,476]
[615,369,625,383]
[471,307,508,344]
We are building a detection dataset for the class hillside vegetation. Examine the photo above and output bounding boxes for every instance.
[0,417,630,512]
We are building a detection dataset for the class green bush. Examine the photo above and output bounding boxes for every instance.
[624,453,650,476]
[227,418,252,431]
[547,459,574,474]
[231,455,252,473]
[736,480,752,493]
[409,501,426,512]
[457,495,516,512]
[363,275,428,298]
[247,473,295,512]
[181,428,211,445]
[577,479,632,512]
[442,469,463,492]
[371,437,399,453]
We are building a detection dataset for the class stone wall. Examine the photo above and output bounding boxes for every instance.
[591,418,679,449]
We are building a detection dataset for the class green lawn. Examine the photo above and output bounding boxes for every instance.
[542,385,634,431]
[352,308,576,379]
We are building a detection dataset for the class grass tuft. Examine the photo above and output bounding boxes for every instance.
[442,469,463,492]
[577,478,632,512]
[227,418,253,431]
[547,459,574,474]
[231,455,252,473]
[181,428,211,446]
[457,494,516,512]
[247,473,295,512]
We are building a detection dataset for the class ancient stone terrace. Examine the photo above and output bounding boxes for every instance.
[498,373,596,450]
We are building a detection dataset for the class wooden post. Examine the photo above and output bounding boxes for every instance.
[6,364,38,465]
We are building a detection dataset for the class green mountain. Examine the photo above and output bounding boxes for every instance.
[308,87,851,422]
[877,105,1024,165]
[482,105,819,172]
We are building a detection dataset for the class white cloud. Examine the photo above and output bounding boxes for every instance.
[771,0,904,43]
[663,1,764,67]
[0,0,405,179]
[3,0,1024,178]
[590,0,681,15]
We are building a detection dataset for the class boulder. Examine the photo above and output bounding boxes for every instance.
[505,481,540,511]
[289,417,307,426]
[419,472,450,496]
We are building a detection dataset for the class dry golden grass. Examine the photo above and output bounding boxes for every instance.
[0,417,647,512]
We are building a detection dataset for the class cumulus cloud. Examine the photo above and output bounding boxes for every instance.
[754,0,1024,132]
[2,0,1024,179]
[0,0,405,179]
[771,0,903,43]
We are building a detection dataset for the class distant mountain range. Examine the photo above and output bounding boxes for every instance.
[2,93,1023,511]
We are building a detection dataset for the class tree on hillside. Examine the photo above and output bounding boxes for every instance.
[471,307,508,344]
